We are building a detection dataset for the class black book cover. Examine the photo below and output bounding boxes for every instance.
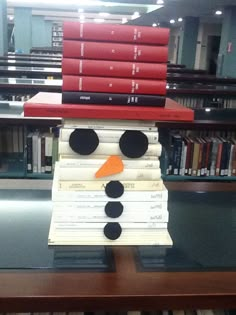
[62,91,166,107]
[26,135,33,173]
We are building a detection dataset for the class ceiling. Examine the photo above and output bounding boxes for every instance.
[6,0,236,25]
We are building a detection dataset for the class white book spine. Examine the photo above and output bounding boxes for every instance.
[45,135,53,173]
[53,200,168,212]
[48,227,173,246]
[62,124,158,132]
[59,142,162,157]
[59,154,158,160]
[58,167,161,181]
[63,118,156,127]
[32,132,39,173]
[51,207,169,223]
[57,180,165,191]
[37,135,41,173]
[60,128,159,144]
[52,187,167,202]
[59,158,160,169]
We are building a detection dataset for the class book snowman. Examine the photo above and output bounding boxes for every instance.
[48,119,172,246]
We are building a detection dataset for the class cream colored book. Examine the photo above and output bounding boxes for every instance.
[59,154,158,161]
[60,128,159,143]
[48,226,173,246]
[59,157,160,169]
[52,202,169,221]
[58,180,165,191]
[63,118,157,128]
[59,141,162,157]
[58,166,161,181]
[52,186,167,202]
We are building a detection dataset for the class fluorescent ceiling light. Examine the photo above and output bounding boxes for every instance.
[99,12,110,17]
[170,19,175,24]
[215,10,222,15]
[152,23,157,27]
[122,17,128,24]
[156,0,164,4]
[178,17,183,22]
[94,18,105,23]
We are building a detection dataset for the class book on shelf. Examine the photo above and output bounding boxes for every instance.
[24,93,194,121]
[63,21,169,45]
[62,59,167,79]
[164,130,236,177]
[62,92,166,107]
[63,40,168,63]
[62,75,167,95]
[26,130,58,174]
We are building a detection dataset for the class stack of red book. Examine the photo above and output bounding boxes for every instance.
[62,21,169,107]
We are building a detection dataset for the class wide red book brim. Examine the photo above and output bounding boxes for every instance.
[24,92,194,122]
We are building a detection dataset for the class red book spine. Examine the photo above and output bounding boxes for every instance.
[62,75,167,95]
[62,58,167,80]
[63,40,168,63]
[24,104,194,121]
[63,22,169,45]
[215,142,223,176]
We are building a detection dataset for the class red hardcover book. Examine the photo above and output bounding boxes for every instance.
[63,22,169,46]
[62,59,167,80]
[24,93,194,122]
[63,40,168,63]
[62,75,166,95]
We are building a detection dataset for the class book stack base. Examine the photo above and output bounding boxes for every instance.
[48,119,173,246]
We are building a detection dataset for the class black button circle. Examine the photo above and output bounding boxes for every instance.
[105,202,123,218]
[105,181,124,198]
[69,129,99,155]
[119,130,148,158]
[104,223,122,240]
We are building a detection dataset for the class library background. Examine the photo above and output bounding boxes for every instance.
[1,0,236,315]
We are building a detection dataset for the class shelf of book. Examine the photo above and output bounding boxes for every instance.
[26,173,53,179]
[163,175,236,181]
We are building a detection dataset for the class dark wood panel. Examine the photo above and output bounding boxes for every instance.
[1,247,236,311]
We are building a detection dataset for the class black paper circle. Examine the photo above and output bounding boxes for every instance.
[105,181,124,198]
[104,223,122,240]
[119,130,148,158]
[105,202,124,218]
[69,129,99,155]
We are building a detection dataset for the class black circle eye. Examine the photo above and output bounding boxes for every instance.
[119,130,148,158]
[69,129,99,155]
[105,202,123,218]
[105,181,124,198]
[104,223,122,240]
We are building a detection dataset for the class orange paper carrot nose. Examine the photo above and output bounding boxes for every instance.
[95,155,124,178]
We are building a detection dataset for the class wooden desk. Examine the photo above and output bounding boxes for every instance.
[1,182,236,312]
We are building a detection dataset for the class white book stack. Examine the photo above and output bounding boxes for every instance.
[48,119,173,246]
